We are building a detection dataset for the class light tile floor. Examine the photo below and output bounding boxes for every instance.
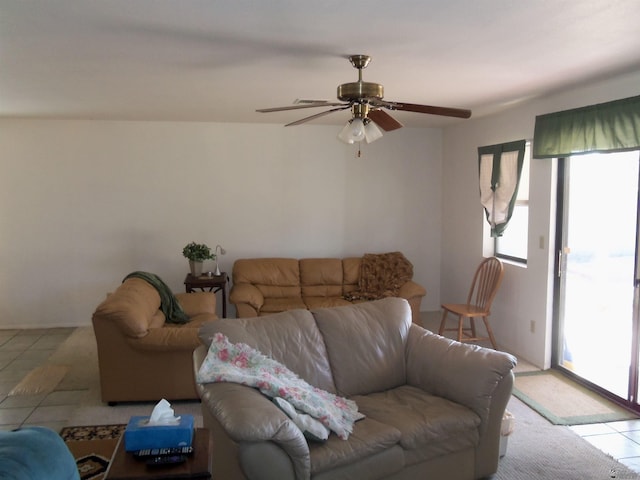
[2,322,640,474]
[0,327,80,432]
[569,420,640,473]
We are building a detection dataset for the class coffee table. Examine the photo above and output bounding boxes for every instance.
[104,428,212,479]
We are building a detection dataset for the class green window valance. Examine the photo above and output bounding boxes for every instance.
[533,95,640,159]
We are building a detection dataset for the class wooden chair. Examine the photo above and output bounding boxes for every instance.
[439,256,504,349]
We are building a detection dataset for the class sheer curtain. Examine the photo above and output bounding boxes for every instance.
[478,140,526,237]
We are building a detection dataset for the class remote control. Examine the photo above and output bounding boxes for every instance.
[146,454,186,467]
[134,446,193,458]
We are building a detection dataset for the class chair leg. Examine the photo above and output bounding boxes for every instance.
[482,316,498,350]
[457,315,464,343]
[438,310,448,335]
[469,317,477,338]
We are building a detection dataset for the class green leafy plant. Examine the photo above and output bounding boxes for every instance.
[182,242,215,262]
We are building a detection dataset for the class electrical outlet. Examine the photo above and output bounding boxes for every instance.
[530,320,536,334]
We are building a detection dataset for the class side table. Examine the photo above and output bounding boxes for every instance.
[184,273,228,318]
[105,428,212,479]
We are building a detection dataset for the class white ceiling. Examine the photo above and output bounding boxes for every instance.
[3,0,640,128]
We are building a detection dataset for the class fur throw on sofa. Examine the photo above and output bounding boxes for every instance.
[344,252,413,302]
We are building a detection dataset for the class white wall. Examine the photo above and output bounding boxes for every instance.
[441,69,640,368]
[0,120,443,327]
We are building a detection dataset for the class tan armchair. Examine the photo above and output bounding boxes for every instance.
[92,277,218,404]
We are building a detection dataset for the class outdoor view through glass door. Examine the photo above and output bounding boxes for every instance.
[557,150,640,404]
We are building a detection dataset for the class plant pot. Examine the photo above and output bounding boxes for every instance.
[189,260,203,277]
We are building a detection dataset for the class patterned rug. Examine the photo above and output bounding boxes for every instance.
[60,424,125,480]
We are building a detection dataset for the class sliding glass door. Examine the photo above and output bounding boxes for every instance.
[556,150,640,403]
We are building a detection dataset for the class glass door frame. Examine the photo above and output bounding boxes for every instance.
[552,155,640,412]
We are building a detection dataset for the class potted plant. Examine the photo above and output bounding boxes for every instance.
[182,242,215,276]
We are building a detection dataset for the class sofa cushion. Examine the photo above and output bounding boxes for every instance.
[309,417,401,475]
[312,298,411,396]
[93,278,162,338]
[261,297,307,314]
[198,309,337,393]
[233,258,301,299]
[342,257,361,294]
[302,297,351,310]
[352,385,480,460]
[300,258,344,298]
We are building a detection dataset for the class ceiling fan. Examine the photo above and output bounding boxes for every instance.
[256,54,472,144]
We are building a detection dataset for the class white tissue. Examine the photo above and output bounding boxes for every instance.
[147,398,181,426]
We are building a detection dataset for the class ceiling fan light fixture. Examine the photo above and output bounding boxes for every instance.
[338,118,366,144]
[364,119,383,144]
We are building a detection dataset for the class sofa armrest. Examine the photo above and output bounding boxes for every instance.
[176,292,216,317]
[405,325,516,430]
[128,327,201,352]
[475,367,514,477]
[229,283,264,311]
[397,280,426,300]
[197,378,310,479]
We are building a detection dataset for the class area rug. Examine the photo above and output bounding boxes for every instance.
[60,424,125,480]
[47,326,100,392]
[9,364,69,396]
[513,369,639,425]
[497,396,639,479]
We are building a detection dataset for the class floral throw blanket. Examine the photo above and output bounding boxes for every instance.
[196,333,361,440]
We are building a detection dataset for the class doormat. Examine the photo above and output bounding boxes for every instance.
[60,424,125,480]
[9,365,69,396]
[513,369,639,425]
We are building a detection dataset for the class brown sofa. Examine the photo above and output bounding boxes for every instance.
[229,255,426,323]
[193,298,516,480]
[92,277,218,404]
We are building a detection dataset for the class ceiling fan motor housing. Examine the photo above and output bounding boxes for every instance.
[337,82,384,102]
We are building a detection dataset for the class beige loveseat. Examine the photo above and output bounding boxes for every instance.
[229,254,426,323]
[193,298,516,480]
[92,277,218,404]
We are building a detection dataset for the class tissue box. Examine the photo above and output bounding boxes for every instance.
[124,415,194,452]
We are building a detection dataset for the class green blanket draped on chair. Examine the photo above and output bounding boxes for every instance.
[123,271,190,324]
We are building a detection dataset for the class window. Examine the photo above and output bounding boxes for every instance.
[494,141,531,263]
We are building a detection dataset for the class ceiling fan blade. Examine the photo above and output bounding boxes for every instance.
[294,99,332,104]
[389,102,472,119]
[285,106,350,127]
[369,109,403,131]
[257,102,345,113]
